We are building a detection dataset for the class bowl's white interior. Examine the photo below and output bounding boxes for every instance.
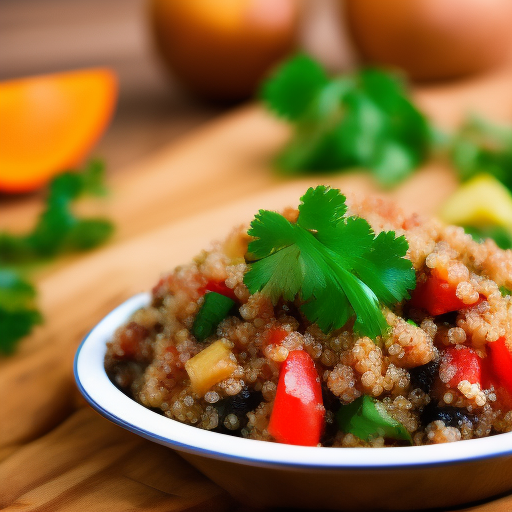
[75,293,512,469]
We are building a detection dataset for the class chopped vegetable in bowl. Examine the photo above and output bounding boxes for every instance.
[105,186,512,447]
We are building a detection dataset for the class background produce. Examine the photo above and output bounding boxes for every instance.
[343,0,512,81]
[0,69,117,193]
[149,0,300,101]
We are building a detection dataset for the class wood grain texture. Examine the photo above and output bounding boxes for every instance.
[1,62,512,511]
[0,408,234,512]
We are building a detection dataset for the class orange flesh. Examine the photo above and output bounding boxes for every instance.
[0,68,118,193]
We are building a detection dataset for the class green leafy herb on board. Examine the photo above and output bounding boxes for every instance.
[463,225,512,250]
[0,161,114,355]
[0,269,42,354]
[244,186,416,339]
[0,160,114,264]
[451,115,512,188]
[261,55,432,187]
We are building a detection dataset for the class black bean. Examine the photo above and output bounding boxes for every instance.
[320,386,340,446]
[409,360,440,393]
[214,387,263,436]
[436,311,459,325]
[421,402,477,428]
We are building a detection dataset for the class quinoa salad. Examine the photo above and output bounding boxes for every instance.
[105,186,512,447]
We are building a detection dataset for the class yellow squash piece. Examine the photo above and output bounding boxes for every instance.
[440,174,512,227]
[185,339,237,396]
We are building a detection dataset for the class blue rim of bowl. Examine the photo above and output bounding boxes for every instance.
[74,293,512,471]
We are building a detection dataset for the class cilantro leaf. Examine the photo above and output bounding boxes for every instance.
[0,160,114,265]
[261,56,431,187]
[0,269,42,355]
[261,54,329,121]
[0,160,114,355]
[451,115,512,189]
[463,225,512,250]
[244,186,416,339]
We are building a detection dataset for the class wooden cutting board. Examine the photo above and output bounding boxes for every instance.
[2,63,512,512]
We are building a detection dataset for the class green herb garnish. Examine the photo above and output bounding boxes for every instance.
[0,269,42,354]
[463,225,512,250]
[451,115,512,188]
[0,161,114,354]
[193,292,236,342]
[336,395,412,444]
[244,186,416,339]
[261,55,431,187]
[0,160,114,264]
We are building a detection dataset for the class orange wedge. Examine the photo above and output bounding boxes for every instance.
[0,68,118,193]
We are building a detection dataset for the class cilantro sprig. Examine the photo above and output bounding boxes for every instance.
[0,269,42,354]
[261,55,431,187]
[451,115,512,188]
[244,186,416,339]
[0,161,114,354]
[0,160,113,264]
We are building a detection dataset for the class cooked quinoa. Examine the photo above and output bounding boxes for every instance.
[105,194,512,447]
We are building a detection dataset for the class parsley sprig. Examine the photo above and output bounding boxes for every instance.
[261,55,431,187]
[244,186,416,339]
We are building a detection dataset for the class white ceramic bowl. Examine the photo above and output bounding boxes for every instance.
[75,293,512,511]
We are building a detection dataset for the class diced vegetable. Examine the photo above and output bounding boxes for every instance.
[440,174,512,228]
[487,337,512,395]
[265,326,289,347]
[336,395,412,444]
[410,272,478,316]
[185,339,237,396]
[201,279,237,301]
[116,322,149,360]
[268,350,325,446]
[192,291,235,342]
[441,346,482,388]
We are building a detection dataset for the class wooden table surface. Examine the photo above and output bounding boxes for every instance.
[2,2,512,511]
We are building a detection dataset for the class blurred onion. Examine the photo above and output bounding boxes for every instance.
[343,0,512,81]
[149,0,300,102]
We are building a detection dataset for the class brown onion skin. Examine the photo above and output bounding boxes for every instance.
[343,0,512,82]
[149,0,300,102]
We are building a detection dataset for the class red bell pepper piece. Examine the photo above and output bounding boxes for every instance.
[200,279,237,301]
[488,337,512,395]
[268,350,325,446]
[117,322,149,360]
[410,273,480,316]
[441,346,482,388]
[265,327,289,347]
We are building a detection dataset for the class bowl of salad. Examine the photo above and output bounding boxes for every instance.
[75,186,512,510]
